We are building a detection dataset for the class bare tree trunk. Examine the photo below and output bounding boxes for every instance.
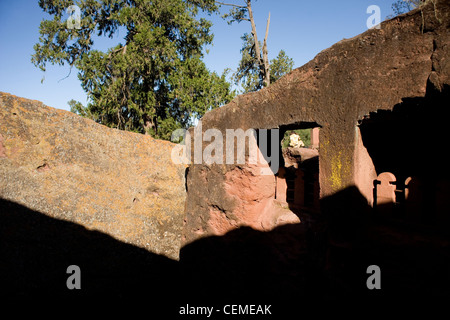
[246,0,271,88]
[262,12,271,87]
[246,1,263,86]
[218,0,272,88]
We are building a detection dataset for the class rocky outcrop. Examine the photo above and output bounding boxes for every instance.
[0,92,186,260]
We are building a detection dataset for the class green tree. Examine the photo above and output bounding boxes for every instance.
[33,0,235,139]
[233,33,261,93]
[391,0,425,15]
[269,50,294,85]
[233,34,294,93]
[218,0,294,93]
[68,99,91,118]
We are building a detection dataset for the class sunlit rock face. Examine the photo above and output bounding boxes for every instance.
[0,92,186,260]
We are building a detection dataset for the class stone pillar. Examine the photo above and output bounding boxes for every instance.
[294,169,304,207]
[310,127,320,149]
[276,167,287,203]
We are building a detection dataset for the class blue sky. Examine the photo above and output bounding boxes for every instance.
[0,0,397,112]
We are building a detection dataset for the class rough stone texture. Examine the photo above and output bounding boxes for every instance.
[0,92,186,260]
[283,147,319,169]
[183,0,450,244]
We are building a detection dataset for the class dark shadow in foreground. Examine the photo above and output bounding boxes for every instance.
[1,187,450,308]
[0,198,178,300]
[181,186,450,303]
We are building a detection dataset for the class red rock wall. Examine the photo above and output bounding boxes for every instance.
[183,0,450,245]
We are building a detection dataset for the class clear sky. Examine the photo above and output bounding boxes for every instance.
[0,0,397,112]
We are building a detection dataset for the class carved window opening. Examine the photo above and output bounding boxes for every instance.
[275,122,321,214]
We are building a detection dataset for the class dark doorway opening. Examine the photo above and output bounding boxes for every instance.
[358,83,450,226]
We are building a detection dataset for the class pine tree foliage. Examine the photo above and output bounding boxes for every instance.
[392,0,425,15]
[33,0,235,139]
[233,33,294,93]
[218,1,294,93]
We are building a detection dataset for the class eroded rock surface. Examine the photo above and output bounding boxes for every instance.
[0,92,186,260]
[183,0,450,245]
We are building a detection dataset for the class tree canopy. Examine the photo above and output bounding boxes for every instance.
[33,0,235,139]
[233,33,294,93]
[391,0,425,15]
[218,0,294,93]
